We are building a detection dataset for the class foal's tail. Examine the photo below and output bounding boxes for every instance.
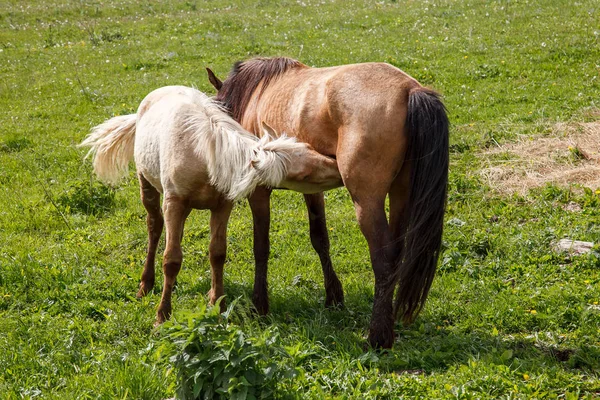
[393,87,449,325]
[79,114,137,184]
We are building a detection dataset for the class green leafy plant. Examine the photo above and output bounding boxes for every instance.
[56,180,117,216]
[156,299,298,400]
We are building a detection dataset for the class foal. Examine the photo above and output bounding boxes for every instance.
[80,85,341,324]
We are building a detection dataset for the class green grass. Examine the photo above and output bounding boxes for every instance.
[1,0,599,398]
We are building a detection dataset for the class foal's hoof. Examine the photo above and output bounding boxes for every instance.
[155,314,168,325]
[136,281,154,298]
[208,290,226,313]
[154,305,171,326]
[153,315,166,328]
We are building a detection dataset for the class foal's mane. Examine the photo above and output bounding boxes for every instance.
[184,94,299,200]
[215,57,307,121]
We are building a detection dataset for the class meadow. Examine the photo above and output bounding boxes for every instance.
[1,0,599,398]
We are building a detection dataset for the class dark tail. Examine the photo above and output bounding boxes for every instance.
[393,87,449,324]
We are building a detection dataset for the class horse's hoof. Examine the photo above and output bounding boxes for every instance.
[325,279,344,308]
[368,327,395,349]
[153,313,168,328]
[211,299,226,313]
[252,297,269,316]
[252,305,269,316]
[325,294,345,309]
[367,337,394,350]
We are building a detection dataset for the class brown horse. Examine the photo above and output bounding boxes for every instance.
[207,58,449,348]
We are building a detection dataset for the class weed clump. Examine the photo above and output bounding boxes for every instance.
[56,180,117,216]
[0,137,32,153]
[156,299,298,399]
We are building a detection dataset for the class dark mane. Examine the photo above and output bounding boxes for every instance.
[215,57,307,121]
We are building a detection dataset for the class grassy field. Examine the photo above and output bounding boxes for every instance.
[1,0,599,398]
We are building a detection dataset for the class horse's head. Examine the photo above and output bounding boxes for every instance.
[250,122,342,194]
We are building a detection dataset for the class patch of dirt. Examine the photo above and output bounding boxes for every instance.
[479,120,600,195]
[562,201,582,212]
[541,346,575,362]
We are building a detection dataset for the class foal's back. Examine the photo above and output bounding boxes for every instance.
[134,86,220,208]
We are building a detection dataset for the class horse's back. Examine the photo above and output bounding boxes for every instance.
[269,62,419,113]
[253,62,419,157]
[321,63,419,125]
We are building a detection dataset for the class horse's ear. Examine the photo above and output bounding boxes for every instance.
[261,121,278,138]
[206,68,223,91]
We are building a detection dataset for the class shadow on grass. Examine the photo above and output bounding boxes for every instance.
[163,277,599,376]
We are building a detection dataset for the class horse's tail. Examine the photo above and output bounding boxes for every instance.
[393,87,449,325]
[79,114,137,184]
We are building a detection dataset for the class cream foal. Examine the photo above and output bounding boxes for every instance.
[80,85,341,324]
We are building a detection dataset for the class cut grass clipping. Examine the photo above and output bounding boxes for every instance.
[481,120,600,195]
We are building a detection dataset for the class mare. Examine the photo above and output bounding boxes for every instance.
[80,85,341,324]
[207,58,449,348]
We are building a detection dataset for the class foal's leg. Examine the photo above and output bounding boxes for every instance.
[207,201,234,311]
[248,187,272,315]
[137,173,163,298]
[304,193,344,307]
[155,196,190,325]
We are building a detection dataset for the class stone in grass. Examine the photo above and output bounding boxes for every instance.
[447,217,466,227]
[553,239,594,255]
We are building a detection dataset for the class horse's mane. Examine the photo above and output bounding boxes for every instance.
[183,94,301,200]
[215,57,307,121]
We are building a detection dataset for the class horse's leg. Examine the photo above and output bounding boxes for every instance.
[388,166,411,260]
[337,127,405,349]
[248,187,272,315]
[303,193,344,307]
[137,173,163,298]
[353,195,396,348]
[155,195,190,325]
[207,201,234,312]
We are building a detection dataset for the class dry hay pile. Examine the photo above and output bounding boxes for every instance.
[480,120,600,195]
